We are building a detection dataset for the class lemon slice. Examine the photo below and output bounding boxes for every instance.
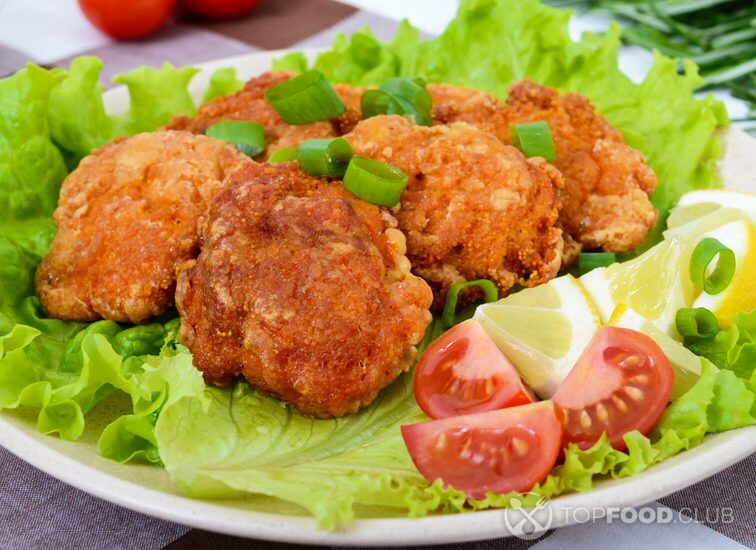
[608,304,705,399]
[666,189,756,230]
[473,274,600,398]
[579,237,697,337]
[691,219,756,328]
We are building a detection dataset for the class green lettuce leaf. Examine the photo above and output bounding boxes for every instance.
[686,309,756,382]
[47,56,114,169]
[112,62,200,134]
[203,67,243,102]
[0,65,67,222]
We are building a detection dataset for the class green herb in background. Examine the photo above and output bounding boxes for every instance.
[545,0,756,133]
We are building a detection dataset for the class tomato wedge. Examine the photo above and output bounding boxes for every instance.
[552,326,674,451]
[401,401,562,498]
[414,320,534,419]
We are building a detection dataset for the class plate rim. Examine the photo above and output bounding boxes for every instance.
[2,49,755,546]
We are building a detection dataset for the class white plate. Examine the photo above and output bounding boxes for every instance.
[2,50,755,547]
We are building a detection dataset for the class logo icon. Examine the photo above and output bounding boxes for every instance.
[502,493,553,540]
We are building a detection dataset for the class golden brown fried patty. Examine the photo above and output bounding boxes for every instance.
[335,81,657,253]
[430,81,658,253]
[175,162,433,418]
[165,71,336,159]
[344,115,564,306]
[35,130,253,324]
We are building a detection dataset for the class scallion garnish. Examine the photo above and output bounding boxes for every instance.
[360,77,432,126]
[675,307,719,339]
[267,147,298,163]
[511,121,556,161]
[205,120,264,157]
[578,252,617,275]
[297,138,353,178]
[442,279,499,328]
[690,237,735,295]
[343,157,407,207]
[264,70,346,125]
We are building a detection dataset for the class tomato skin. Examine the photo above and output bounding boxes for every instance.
[552,327,674,451]
[181,0,261,20]
[401,401,562,499]
[79,0,176,40]
[414,320,535,419]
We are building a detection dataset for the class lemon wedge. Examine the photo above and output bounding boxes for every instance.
[691,219,756,328]
[666,189,756,231]
[473,274,600,398]
[579,237,696,337]
[608,303,705,399]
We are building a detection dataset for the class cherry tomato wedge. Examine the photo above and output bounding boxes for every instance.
[401,401,562,498]
[414,320,534,419]
[78,0,176,40]
[552,326,674,451]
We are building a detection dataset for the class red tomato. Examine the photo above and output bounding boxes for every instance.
[181,0,261,20]
[414,320,534,419]
[401,401,562,498]
[78,0,176,40]
[552,326,673,451]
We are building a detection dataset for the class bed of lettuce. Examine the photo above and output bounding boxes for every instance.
[0,0,753,531]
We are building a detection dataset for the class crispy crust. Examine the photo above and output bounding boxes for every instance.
[344,115,564,306]
[35,130,253,323]
[175,162,433,417]
[165,71,336,159]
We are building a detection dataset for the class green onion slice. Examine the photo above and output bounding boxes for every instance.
[578,252,617,275]
[360,77,432,126]
[689,237,736,295]
[267,147,298,163]
[511,121,556,162]
[205,120,264,157]
[264,70,346,125]
[298,138,353,177]
[675,307,719,339]
[343,157,407,207]
[442,279,499,328]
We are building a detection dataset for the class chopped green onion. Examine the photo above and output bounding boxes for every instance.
[297,138,353,178]
[264,70,346,125]
[689,237,736,295]
[511,121,556,162]
[343,157,407,207]
[205,121,264,157]
[578,252,617,275]
[360,77,432,126]
[267,147,298,163]
[442,279,499,329]
[675,307,719,339]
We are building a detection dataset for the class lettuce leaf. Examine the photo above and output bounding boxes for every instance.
[203,67,243,102]
[112,62,200,134]
[686,309,756,382]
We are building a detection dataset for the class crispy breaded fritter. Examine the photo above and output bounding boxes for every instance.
[35,131,253,324]
[166,71,336,158]
[430,81,658,253]
[344,115,564,305]
[175,162,433,418]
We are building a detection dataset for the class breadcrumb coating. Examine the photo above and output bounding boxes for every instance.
[344,115,564,306]
[35,130,253,323]
[175,162,433,417]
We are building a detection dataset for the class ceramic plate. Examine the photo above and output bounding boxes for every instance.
[2,50,755,546]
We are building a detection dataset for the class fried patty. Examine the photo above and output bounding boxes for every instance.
[35,130,253,323]
[175,162,433,417]
[344,115,564,306]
